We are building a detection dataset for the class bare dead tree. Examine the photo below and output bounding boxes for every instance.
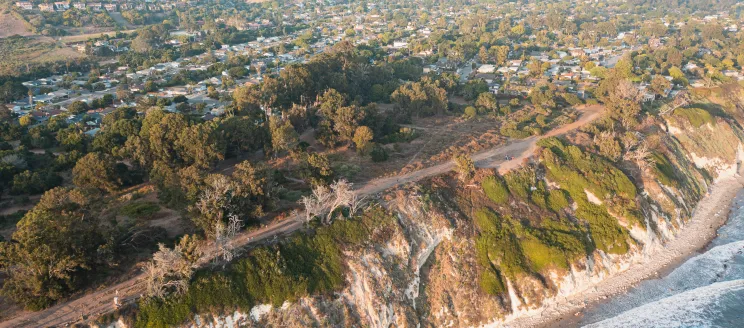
[325,180,354,224]
[615,79,644,103]
[348,192,368,217]
[213,214,242,264]
[300,184,332,224]
[300,179,361,225]
[143,243,196,299]
[624,142,655,171]
[194,174,237,238]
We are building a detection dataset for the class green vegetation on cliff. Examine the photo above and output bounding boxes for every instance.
[134,206,396,328]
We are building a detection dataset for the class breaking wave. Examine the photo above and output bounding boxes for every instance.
[583,280,744,328]
[581,191,744,327]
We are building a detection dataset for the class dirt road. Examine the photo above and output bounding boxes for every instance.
[0,105,603,328]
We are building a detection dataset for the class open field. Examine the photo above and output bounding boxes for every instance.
[0,13,33,38]
[59,29,137,44]
[0,36,84,76]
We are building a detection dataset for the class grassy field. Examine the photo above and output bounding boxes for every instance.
[0,35,85,76]
[60,29,136,44]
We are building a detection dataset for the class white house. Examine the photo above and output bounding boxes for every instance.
[477,64,496,74]
[15,2,33,10]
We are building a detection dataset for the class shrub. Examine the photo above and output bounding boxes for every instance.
[133,206,395,327]
[474,210,526,286]
[479,270,505,295]
[10,170,62,195]
[673,107,714,128]
[521,237,568,272]
[547,189,570,213]
[120,202,161,219]
[503,169,534,200]
[482,176,509,204]
[561,93,584,106]
[463,106,477,119]
[652,152,677,187]
[575,203,630,254]
[370,144,389,162]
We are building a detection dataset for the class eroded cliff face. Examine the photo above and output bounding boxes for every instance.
[188,117,740,328]
[99,113,743,328]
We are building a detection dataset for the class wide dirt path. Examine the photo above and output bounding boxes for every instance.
[0,105,603,328]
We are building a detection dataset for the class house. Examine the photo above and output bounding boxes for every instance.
[648,38,662,49]
[84,128,100,136]
[54,1,70,10]
[39,3,55,11]
[15,2,33,10]
[73,2,85,9]
[392,41,408,49]
[48,90,70,102]
[723,70,742,80]
[477,64,496,74]
[88,2,102,10]
[683,62,698,71]
[104,3,117,11]
[508,60,523,67]
[569,49,585,57]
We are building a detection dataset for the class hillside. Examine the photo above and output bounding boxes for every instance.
[0,13,33,38]
[93,91,744,328]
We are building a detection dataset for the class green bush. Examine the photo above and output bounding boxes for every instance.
[370,144,389,162]
[561,93,584,106]
[530,181,548,209]
[120,202,161,219]
[504,169,534,200]
[652,152,678,187]
[463,106,477,119]
[538,137,634,253]
[479,269,505,295]
[481,176,509,204]
[575,203,629,254]
[673,107,714,128]
[473,207,590,295]
[547,189,570,213]
[134,206,395,327]
[521,237,568,272]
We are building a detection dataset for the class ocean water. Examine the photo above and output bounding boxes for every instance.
[579,191,744,328]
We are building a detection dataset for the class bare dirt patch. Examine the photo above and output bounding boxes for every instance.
[329,115,506,183]
[0,14,33,38]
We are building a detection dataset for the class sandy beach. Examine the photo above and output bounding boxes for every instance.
[504,171,744,328]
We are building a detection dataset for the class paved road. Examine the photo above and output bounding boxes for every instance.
[0,105,603,328]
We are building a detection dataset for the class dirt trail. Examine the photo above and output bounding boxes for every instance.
[0,105,603,328]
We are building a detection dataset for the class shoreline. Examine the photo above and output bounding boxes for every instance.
[504,172,744,328]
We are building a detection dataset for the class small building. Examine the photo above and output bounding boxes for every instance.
[38,3,55,11]
[104,3,116,11]
[392,41,408,49]
[73,2,85,9]
[15,1,33,10]
[54,1,69,10]
[477,64,496,74]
